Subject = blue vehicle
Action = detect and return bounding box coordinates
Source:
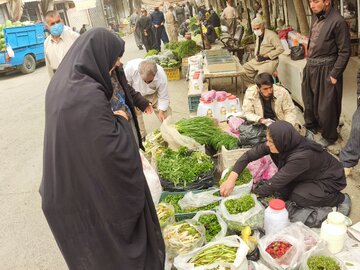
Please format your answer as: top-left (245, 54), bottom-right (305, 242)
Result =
top-left (0, 23), bottom-right (45, 74)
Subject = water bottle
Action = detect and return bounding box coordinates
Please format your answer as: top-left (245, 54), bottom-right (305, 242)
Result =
top-left (264, 199), bottom-right (289, 235)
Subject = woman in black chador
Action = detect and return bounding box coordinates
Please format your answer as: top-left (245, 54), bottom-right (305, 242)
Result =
top-left (40, 28), bottom-right (165, 270)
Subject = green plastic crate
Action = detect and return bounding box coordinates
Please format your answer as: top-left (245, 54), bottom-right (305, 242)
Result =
top-left (188, 94), bottom-right (201, 113)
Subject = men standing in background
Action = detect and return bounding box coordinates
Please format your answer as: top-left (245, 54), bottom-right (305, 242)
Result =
top-left (221, 0), bottom-right (237, 38)
top-left (302, 0), bottom-right (351, 147)
top-left (79, 24), bottom-right (87, 34)
top-left (165, 6), bottom-right (179, 42)
top-left (130, 9), bottom-right (144, 50)
top-left (150, 6), bottom-right (169, 52)
top-left (136, 9), bottom-right (155, 52)
top-left (44, 10), bottom-right (79, 77)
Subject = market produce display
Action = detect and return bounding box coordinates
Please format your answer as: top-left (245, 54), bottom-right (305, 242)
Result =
top-left (143, 129), bottom-right (167, 161)
top-left (156, 146), bottom-right (214, 187)
top-left (176, 117), bottom-right (238, 151)
top-left (198, 213), bottom-right (222, 242)
top-left (163, 220), bottom-right (205, 256)
top-left (225, 194), bottom-right (255, 215)
top-left (161, 193), bottom-right (219, 214)
top-left (0, 21), bottom-right (34, 52)
top-left (265, 241), bottom-right (292, 259)
top-left (219, 167), bottom-right (252, 186)
top-left (156, 203), bottom-right (175, 229)
top-left (187, 244), bottom-right (237, 266)
top-left (307, 256), bottom-right (340, 270)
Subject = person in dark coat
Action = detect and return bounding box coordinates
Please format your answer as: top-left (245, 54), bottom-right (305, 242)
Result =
top-left (136, 9), bottom-right (156, 52)
top-left (40, 28), bottom-right (165, 270)
top-left (220, 121), bottom-right (350, 214)
top-left (150, 6), bottom-right (169, 52)
top-left (207, 8), bottom-right (221, 28)
top-left (301, 0), bottom-right (351, 147)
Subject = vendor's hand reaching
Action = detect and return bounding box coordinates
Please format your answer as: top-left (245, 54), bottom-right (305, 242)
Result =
top-left (158, 110), bottom-right (165, 122)
top-left (144, 104), bottom-right (153, 114)
top-left (113, 110), bottom-right (128, 120)
top-left (220, 171), bottom-right (239, 197)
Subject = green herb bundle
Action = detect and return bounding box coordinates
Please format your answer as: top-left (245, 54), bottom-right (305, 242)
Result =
top-left (156, 203), bottom-right (174, 228)
top-left (176, 117), bottom-right (238, 151)
top-left (145, 49), bottom-right (159, 57)
top-left (173, 40), bottom-right (201, 60)
top-left (156, 147), bottom-right (214, 187)
top-left (225, 194), bottom-right (255, 214)
top-left (162, 194), bottom-right (219, 214)
top-left (198, 214), bottom-right (222, 242)
top-left (219, 167), bottom-right (252, 186)
top-left (188, 244), bottom-right (237, 266)
top-left (307, 256), bottom-right (340, 270)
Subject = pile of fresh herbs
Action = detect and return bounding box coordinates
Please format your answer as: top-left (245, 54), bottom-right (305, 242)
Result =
top-left (198, 214), bottom-right (222, 242)
top-left (225, 194), bottom-right (255, 214)
top-left (176, 117), bottom-right (238, 151)
top-left (219, 167), bottom-right (252, 186)
top-left (307, 256), bottom-right (340, 270)
top-left (188, 244), bottom-right (237, 266)
top-left (156, 146), bottom-right (214, 187)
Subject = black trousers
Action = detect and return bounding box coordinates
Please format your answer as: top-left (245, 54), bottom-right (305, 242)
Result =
top-left (301, 64), bottom-right (343, 141)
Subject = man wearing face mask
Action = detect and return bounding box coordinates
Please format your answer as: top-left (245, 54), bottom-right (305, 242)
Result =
top-left (242, 72), bottom-right (298, 127)
top-left (241, 17), bottom-right (284, 88)
top-left (302, 0), bottom-right (351, 147)
top-left (124, 58), bottom-right (171, 140)
top-left (44, 10), bottom-right (79, 78)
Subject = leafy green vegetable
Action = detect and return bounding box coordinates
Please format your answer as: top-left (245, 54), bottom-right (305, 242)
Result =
top-left (307, 256), bottom-right (340, 270)
top-left (225, 194), bottom-right (255, 214)
top-left (176, 117), bottom-right (238, 151)
top-left (162, 194), bottom-right (219, 213)
top-left (219, 167), bottom-right (252, 186)
top-left (198, 214), bottom-right (222, 242)
top-left (165, 41), bottom-right (180, 50)
top-left (173, 40), bottom-right (201, 60)
top-left (188, 244), bottom-right (237, 266)
top-left (145, 49), bottom-right (159, 57)
top-left (156, 147), bottom-right (214, 187)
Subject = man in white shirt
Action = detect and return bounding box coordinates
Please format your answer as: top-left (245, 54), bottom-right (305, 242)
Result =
top-left (44, 10), bottom-right (79, 77)
top-left (125, 58), bottom-right (171, 139)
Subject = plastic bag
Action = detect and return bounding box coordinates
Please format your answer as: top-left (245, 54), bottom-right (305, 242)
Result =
top-left (229, 116), bottom-right (245, 133)
top-left (247, 155), bottom-right (278, 184)
top-left (179, 188), bottom-right (221, 210)
top-left (156, 203), bottom-right (175, 229)
top-left (241, 226), bottom-right (257, 253)
top-left (290, 44), bottom-right (305, 61)
top-left (173, 235), bottom-right (249, 270)
top-left (219, 194), bottom-right (265, 233)
top-left (249, 261), bottom-right (271, 270)
top-left (299, 241), bottom-right (346, 270)
top-left (220, 167), bottom-right (253, 195)
top-left (258, 222), bottom-right (320, 270)
top-left (238, 122), bottom-right (267, 147)
top-left (193, 210), bottom-right (228, 243)
top-left (160, 117), bottom-right (202, 151)
top-left (139, 150), bottom-right (162, 204)
top-left (163, 219), bottom-right (206, 257)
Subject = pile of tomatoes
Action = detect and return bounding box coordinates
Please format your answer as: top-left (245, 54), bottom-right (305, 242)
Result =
top-left (265, 241), bottom-right (292, 259)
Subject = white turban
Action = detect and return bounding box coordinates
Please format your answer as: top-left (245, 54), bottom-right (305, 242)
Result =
top-left (251, 16), bottom-right (264, 26)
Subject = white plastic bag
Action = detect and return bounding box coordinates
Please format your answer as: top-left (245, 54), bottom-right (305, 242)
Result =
top-left (160, 117), bottom-right (202, 150)
top-left (220, 167), bottom-right (253, 195)
top-left (139, 150), bottom-right (162, 204)
top-left (163, 219), bottom-right (206, 257)
top-left (178, 189), bottom-right (221, 210)
top-left (193, 210), bottom-right (228, 243)
top-left (258, 222), bottom-right (318, 270)
top-left (219, 194), bottom-right (265, 233)
top-left (249, 261), bottom-right (271, 270)
top-left (173, 235), bottom-right (249, 270)
top-left (156, 203), bottom-right (175, 229)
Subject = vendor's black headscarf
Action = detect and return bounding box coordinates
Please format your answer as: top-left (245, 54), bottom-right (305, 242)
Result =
top-left (268, 121), bottom-right (323, 168)
top-left (41, 28), bottom-right (164, 270)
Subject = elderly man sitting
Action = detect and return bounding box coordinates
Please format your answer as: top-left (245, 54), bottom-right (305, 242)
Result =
top-left (242, 72), bottom-right (297, 126)
top-left (125, 58), bottom-right (171, 140)
top-left (241, 17), bottom-right (284, 87)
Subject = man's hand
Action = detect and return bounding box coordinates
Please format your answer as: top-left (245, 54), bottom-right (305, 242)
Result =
top-left (256, 55), bottom-right (270, 62)
top-left (113, 110), bottom-right (128, 120)
top-left (158, 110), bottom-right (166, 122)
top-left (220, 171), bottom-right (238, 197)
top-left (330, 76), bottom-right (337, 84)
top-left (144, 104), bottom-right (153, 114)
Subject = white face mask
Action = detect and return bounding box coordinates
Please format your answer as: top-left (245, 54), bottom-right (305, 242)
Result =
top-left (254, 29), bottom-right (263, 36)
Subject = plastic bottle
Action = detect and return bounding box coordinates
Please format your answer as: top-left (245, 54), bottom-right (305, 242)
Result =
top-left (264, 199), bottom-right (289, 235)
top-left (320, 211), bottom-right (351, 254)
top-left (214, 97), bottom-right (228, 122)
top-left (197, 98), bottom-right (214, 118)
top-left (227, 95), bottom-right (241, 113)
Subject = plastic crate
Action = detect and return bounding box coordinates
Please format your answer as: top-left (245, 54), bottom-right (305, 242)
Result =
top-left (164, 67), bottom-right (180, 81)
top-left (188, 94), bottom-right (201, 113)
top-left (159, 188), bottom-right (218, 221)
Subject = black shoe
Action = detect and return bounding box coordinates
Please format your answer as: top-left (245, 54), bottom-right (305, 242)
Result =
top-left (138, 45), bottom-right (144, 50)
top-left (337, 193), bottom-right (351, 216)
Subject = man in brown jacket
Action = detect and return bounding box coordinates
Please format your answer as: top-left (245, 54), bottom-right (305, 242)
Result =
top-left (241, 17), bottom-right (284, 87)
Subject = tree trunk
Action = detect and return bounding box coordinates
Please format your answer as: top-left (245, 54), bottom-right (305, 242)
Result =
top-left (283, 0), bottom-right (289, 25)
top-left (292, 0), bottom-right (309, 35)
top-left (241, 0), bottom-right (251, 32)
top-left (272, 0), bottom-right (278, 28)
top-left (261, 0), bottom-right (271, 28)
